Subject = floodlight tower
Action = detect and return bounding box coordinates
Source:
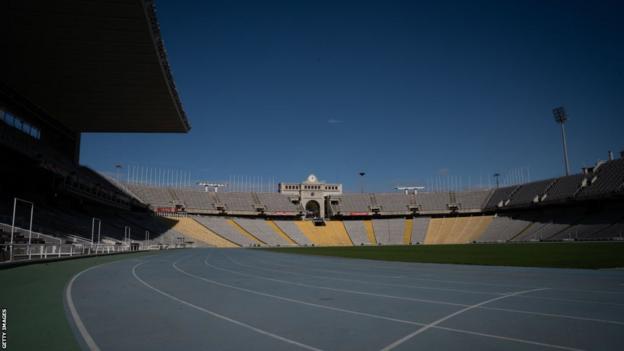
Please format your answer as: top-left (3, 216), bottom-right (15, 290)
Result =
top-left (114, 164), bottom-right (123, 181)
top-left (552, 106), bottom-right (571, 176)
top-left (197, 182), bottom-right (226, 192)
top-left (395, 186), bottom-right (425, 195)
top-left (493, 173), bottom-right (500, 189)
top-left (358, 172), bottom-right (366, 193)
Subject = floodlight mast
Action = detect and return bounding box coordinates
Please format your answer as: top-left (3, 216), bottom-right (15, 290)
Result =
top-left (395, 186), bottom-right (425, 195)
top-left (197, 182), bottom-right (226, 192)
top-left (552, 106), bottom-right (571, 176)
top-left (358, 172), bottom-right (366, 193)
top-left (114, 164), bottom-right (123, 181)
top-left (493, 173), bottom-right (500, 189)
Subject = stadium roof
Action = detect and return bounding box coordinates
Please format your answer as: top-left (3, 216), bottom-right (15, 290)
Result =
top-left (0, 0), bottom-right (190, 133)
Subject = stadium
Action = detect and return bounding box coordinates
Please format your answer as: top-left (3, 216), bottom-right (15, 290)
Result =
top-left (1, 1), bottom-right (624, 350)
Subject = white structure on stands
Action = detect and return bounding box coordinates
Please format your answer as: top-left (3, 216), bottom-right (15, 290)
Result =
top-left (279, 174), bottom-right (342, 218)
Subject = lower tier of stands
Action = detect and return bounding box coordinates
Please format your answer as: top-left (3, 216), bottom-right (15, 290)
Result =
top-left (273, 220), bottom-right (312, 245)
top-left (295, 220), bottom-right (353, 246)
top-left (343, 220), bottom-right (370, 245)
top-left (410, 217), bottom-right (430, 244)
top-left (424, 216), bottom-right (493, 244)
top-left (232, 218), bottom-right (295, 246)
top-left (193, 216), bottom-right (262, 246)
top-left (373, 218), bottom-right (405, 245)
top-left (168, 217), bottom-right (239, 248)
top-left (154, 202), bottom-right (624, 247)
top-left (4, 200), bottom-right (623, 251)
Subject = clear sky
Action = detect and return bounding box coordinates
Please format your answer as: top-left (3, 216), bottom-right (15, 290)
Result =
top-left (81, 0), bottom-right (624, 192)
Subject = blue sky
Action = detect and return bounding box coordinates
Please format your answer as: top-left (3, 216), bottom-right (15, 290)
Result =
top-left (81, 0), bottom-right (624, 192)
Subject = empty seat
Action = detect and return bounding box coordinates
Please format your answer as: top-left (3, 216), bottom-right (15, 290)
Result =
top-left (233, 218), bottom-right (293, 246)
top-left (410, 217), bottom-right (430, 244)
top-left (343, 220), bottom-right (371, 245)
top-left (194, 216), bottom-right (262, 246)
top-left (273, 220), bottom-right (312, 245)
top-left (425, 216), bottom-right (493, 244)
top-left (295, 221), bottom-right (353, 246)
top-left (372, 218), bottom-right (405, 245)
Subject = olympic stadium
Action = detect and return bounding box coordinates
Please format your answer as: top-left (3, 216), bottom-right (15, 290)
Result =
top-left (1, 1), bottom-right (624, 350)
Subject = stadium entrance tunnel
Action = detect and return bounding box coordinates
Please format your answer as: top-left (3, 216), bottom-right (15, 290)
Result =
top-left (305, 200), bottom-right (321, 218)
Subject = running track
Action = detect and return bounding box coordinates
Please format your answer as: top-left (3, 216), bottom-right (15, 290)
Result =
top-left (65, 249), bottom-right (624, 350)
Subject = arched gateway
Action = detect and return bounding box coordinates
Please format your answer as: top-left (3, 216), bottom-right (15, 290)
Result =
top-left (278, 174), bottom-right (342, 218)
top-left (305, 200), bottom-right (321, 218)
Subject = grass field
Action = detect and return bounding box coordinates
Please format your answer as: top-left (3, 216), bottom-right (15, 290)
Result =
top-left (0, 251), bottom-right (157, 351)
top-left (265, 242), bottom-right (624, 269)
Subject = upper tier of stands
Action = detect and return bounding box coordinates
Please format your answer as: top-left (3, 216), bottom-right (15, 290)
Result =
top-left (485, 158), bottom-right (624, 211)
top-left (125, 158), bottom-right (624, 218)
top-left (576, 159), bottom-right (624, 199)
top-left (328, 190), bottom-right (492, 216)
top-left (125, 183), bottom-right (302, 216)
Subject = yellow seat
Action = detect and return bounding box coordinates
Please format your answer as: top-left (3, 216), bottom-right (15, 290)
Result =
top-left (168, 217), bottom-right (239, 247)
top-left (425, 216), bottom-right (493, 244)
top-left (295, 221), bottom-right (353, 246)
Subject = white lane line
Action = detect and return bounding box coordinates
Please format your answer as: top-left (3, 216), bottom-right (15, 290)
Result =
top-left (241, 255), bottom-right (624, 306)
top-left (261, 260), bottom-right (504, 295)
top-left (239, 252), bottom-right (624, 308)
top-left (245, 254), bottom-right (537, 291)
top-left (513, 294), bottom-right (624, 308)
top-left (65, 257), bottom-right (156, 351)
top-left (193, 255), bottom-right (582, 351)
top-left (225, 253), bottom-right (624, 326)
top-left (379, 288), bottom-right (549, 351)
top-left (248, 252), bottom-right (624, 295)
top-left (245, 251), bottom-right (541, 289)
top-left (223, 255), bottom-right (466, 307)
top-left (432, 325), bottom-right (583, 351)
top-left (66, 265), bottom-right (106, 351)
top-left (131, 260), bottom-right (322, 351)
top-left (481, 305), bottom-right (624, 326)
top-left (174, 259), bottom-right (433, 325)
top-left (229, 254), bottom-right (507, 296)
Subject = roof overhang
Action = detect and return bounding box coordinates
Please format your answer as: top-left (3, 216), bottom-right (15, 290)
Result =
top-left (0, 0), bottom-right (190, 132)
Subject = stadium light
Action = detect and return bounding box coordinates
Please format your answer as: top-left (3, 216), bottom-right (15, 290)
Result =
top-left (358, 172), bottom-right (366, 193)
top-left (395, 186), bottom-right (425, 195)
top-left (197, 182), bottom-right (226, 192)
top-left (115, 164), bottom-right (123, 181)
top-left (493, 173), bottom-right (500, 189)
top-left (552, 106), bottom-right (571, 176)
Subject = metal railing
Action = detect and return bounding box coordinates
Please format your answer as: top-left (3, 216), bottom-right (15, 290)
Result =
top-left (0, 243), bottom-right (129, 262)
top-left (1, 196), bottom-right (192, 263)
top-left (0, 240), bottom-right (190, 263)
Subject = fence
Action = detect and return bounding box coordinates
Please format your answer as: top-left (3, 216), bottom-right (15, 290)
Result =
top-left (0, 243), bottom-right (126, 261)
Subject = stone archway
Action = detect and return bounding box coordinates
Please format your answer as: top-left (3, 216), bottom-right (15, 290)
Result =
top-left (305, 200), bottom-right (321, 218)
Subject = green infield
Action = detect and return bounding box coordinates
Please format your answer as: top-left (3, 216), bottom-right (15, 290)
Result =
top-left (264, 242), bottom-right (624, 269)
top-left (0, 252), bottom-right (158, 351)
